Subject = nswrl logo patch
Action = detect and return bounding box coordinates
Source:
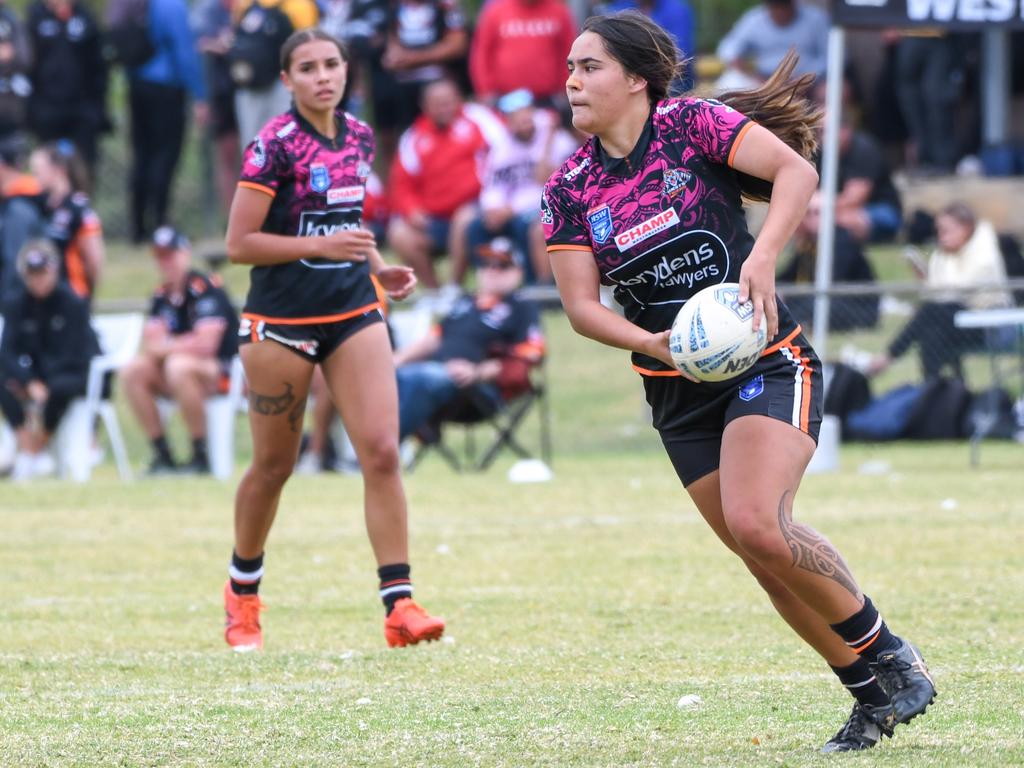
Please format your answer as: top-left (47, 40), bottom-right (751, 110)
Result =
top-left (587, 205), bottom-right (613, 244)
top-left (738, 374), bottom-right (764, 402)
top-left (309, 163), bottom-right (330, 193)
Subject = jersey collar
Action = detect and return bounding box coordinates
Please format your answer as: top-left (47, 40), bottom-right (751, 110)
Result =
top-left (595, 110), bottom-right (654, 178)
top-left (291, 107), bottom-right (348, 151)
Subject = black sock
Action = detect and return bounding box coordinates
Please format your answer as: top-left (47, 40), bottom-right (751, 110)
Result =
top-left (378, 563), bottom-right (412, 615)
top-left (229, 551), bottom-right (264, 595)
top-left (152, 435), bottom-right (173, 462)
top-left (192, 437), bottom-right (208, 464)
top-left (830, 596), bottom-right (901, 663)
top-left (830, 658), bottom-right (891, 709)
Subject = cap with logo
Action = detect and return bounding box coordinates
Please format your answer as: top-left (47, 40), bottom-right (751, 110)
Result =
top-left (17, 239), bottom-right (60, 275)
top-left (497, 88), bottom-right (534, 115)
top-left (152, 225), bottom-right (190, 251)
top-left (475, 237), bottom-right (524, 269)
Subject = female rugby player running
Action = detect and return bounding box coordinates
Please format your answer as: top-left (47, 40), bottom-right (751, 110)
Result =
top-left (542, 12), bottom-right (935, 753)
top-left (222, 29), bottom-right (444, 651)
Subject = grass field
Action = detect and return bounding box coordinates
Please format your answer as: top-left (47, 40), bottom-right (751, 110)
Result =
top-left (2, 307), bottom-right (1023, 766)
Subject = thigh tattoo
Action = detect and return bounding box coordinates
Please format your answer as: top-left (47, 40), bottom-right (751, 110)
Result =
top-left (777, 490), bottom-right (862, 599)
top-left (249, 382), bottom-right (296, 416)
top-left (287, 397), bottom-right (306, 434)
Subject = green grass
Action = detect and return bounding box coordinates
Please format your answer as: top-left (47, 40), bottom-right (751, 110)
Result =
top-left (2, 305), bottom-right (1023, 765)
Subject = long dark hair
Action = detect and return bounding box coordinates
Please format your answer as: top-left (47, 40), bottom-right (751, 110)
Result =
top-left (279, 28), bottom-right (349, 72)
top-left (584, 11), bottom-right (821, 202)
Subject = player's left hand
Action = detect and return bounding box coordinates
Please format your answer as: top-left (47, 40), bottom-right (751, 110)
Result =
top-left (738, 251), bottom-right (779, 340)
top-left (376, 265), bottom-right (417, 301)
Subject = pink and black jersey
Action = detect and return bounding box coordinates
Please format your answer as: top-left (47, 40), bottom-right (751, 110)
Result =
top-left (542, 97), bottom-right (798, 376)
top-left (238, 108), bottom-right (381, 322)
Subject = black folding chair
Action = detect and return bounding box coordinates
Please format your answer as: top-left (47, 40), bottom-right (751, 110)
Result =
top-left (407, 358), bottom-right (551, 472)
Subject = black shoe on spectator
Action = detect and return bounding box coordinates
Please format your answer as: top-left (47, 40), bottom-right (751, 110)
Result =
top-left (177, 456), bottom-right (211, 476)
top-left (146, 455), bottom-right (178, 476)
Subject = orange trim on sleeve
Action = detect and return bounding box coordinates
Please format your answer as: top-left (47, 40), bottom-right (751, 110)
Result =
top-left (761, 325), bottom-right (802, 357)
top-left (65, 240), bottom-right (89, 299)
top-left (80, 220), bottom-right (102, 236)
top-left (237, 181), bottom-right (276, 198)
top-left (242, 302), bottom-right (382, 325)
top-left (631, 364), bottom-right (682, 377)
top-left (546, 244), bottom-right (593, 253)
top-left (727, 121), bottom-right (756, 168)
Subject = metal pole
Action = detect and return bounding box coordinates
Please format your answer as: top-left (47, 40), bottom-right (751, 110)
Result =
top-left (811, 25), bottom-right (845, 361)
top-left (981, 28), bottom-right (1009, 147)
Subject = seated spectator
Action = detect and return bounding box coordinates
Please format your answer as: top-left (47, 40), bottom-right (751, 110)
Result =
top-left (0, 239), bottom-right (98, 480)
top-left (29, 142), bottom-right (104, 302)
top-left (394, 238), bottom-right (545, 441)
top-left (0, 1), bottom-right (32, 139)
top-left (869, 203), bottom-right (1012, 379)
top-left (0, 133), bottom-right (46, 305)
top-left (120, 227), bottom-right (239, 475)
top-left (715, 0), bottom-right (828, 83)
top-left (461, 89), bottom-right (578, 285)
top-left (387, 78), bottom-right (505, 291)
top-left (779, 227), bottom-right (879, 332)
top-left (803, 108), bottom-right (902, 245)
top-left (469, 0), bottom-right (577, 109)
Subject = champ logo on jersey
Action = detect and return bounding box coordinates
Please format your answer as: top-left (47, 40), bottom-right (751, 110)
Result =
top-left (309, 163), bottom-right (330, 193)
top-left (587, 205), bottom-right (613, 244)
top-left (327, 186), bottom-right (364, 205)
top-left (615, 207), bottom-right (680, 252)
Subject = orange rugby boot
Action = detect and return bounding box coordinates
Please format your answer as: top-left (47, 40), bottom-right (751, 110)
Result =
top-left (223, 581), bottom-right (264, 652)
top-left (384, 598), bottom-right (445, 648)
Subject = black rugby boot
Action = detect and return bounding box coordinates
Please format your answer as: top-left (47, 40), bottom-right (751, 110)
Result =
top-left (869, 640), bottom-right (937, 729)
top-left (821, 703), bottom-right (893, 753)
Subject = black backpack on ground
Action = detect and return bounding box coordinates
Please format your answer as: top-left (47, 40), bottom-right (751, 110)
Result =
top-left (228, 2), bottom-right (293, 89)
top-left (904, 376), bottom-right (972, 440)
top-left (824, 362), bottom-right (872, 432)
top-left (104, 0), bottom-right (155, 68)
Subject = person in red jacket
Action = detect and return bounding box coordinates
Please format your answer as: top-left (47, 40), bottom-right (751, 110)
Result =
top-left (469, 0), bottom-right (577, 110)
top-left (387, 77), bottom-right (505, 291)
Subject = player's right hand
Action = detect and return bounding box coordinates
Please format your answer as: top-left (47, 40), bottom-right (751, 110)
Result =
top-left (320, 229), bottom-right (376, 262)
top-left (644, 330), bottom-right (699, 383)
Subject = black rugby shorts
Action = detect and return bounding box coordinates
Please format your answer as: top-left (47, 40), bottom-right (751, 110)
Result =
top-left (239, 307), bottom-right (384, 363)
top-left (644, 329), bottom-right (823, 487)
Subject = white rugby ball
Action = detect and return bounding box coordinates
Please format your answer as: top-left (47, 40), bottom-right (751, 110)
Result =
top-left (669, 282), bottom-right (768, 382)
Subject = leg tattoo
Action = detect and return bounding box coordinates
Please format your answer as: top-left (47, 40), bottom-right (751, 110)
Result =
top-left (777, 490), bottom-right (862, 599)
top-left (287, 397), bottom-right (306, 434)
top-left (249, 382), bottom-right (296, 416)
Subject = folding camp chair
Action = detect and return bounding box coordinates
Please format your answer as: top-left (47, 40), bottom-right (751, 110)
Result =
top-left (407, 356), bottom-right (551, 472)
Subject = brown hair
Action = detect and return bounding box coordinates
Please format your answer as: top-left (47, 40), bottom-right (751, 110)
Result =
top-left (583, 13), bottom-right (821, 202)
top-left (718, 50), bottom-right (822, 201)
top-left (581, 11), bottom-right (687, 103)
top-left (38, 140), bottom-right (91, 195)
top-left (279, 29), bottom-right (348, 72)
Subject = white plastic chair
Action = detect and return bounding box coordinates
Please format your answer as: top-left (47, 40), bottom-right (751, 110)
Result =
top-left (157, 354), bottom-right (245, 480)
top-left (53, 312), bottom-right (145, 482)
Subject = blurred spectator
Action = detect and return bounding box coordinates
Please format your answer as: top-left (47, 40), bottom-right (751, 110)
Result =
top-left (319, 0), bottom-right (387, 116)
top-left (120, 226), bottom-right (239, 475)
top-left (372, 0), bottom-right (468, 166)
top-left (894, 31), bottom-right (960, 174)
top-left (192, 0), bottom-right (240, 216)
top-left (462, 89), bottom-right (577, 285)
top-left (469, 0), bottom-right (576, 109)
top-left (600, 0), bottom-right (693, 91)
top-left (0, 133), bottom-right (45, 305)
top-left (0, 0), bottom-right (32, 139)
top-left (715, 0), bottom-right (828, 83)
top-left (393, 239), bottom-right (545, 441)
top-left (29, 142), bottom-right (104, 303)
top-left (387, 78), bottom-right (505, 291)
top-left (869, 203), bottom-right (1012, 379)
top-left (26, 0), bottom-right (109, 170)
top-left (0, 239), bottom-right (98, 480)
top-left (229, 0), bottom-right (318, 144)
top-left (127, 0), bottom-right (208, 243)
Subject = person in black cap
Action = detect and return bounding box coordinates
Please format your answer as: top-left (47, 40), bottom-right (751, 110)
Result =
top-left (393, 237), bottom-right (545, 441)
top-left (0, 238), bottom-right (99, 480)
top-left (119, 225), bottom-right (239, 474)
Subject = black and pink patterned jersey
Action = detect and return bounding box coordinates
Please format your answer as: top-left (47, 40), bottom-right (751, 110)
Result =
top-left (238, 108), bottom-right (381, 322)
top-left (542, 97), bottom-right (798, 375)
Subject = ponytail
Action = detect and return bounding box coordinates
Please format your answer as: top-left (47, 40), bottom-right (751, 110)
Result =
top-left (718, 51), bottom-right (822, 202)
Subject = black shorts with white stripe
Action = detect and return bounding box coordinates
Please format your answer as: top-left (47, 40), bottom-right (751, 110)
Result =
top-left (644, 327), bottom-right (823, 487)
